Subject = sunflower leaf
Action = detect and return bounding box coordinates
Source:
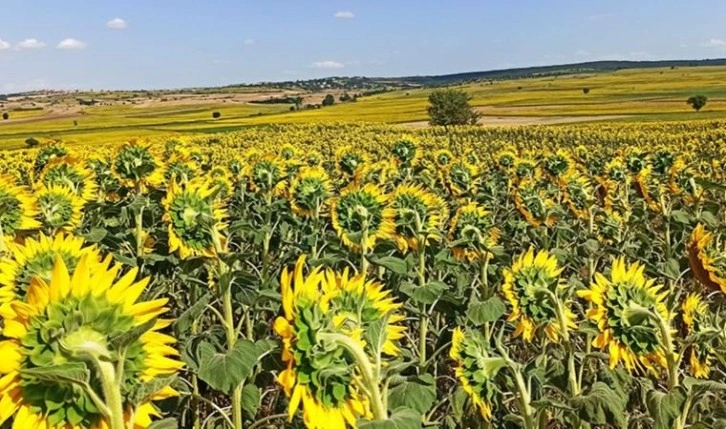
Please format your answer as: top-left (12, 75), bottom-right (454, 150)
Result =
top-left (645, 387), bottom-right (687, 429)
top-left (359, 407), bottom-right (423, 429)
top-left (367, 256), bottom-right (410, 276)
top-left (467, 296), bottom-right (506, 326)
top-left (21, 362), bottom-right (90, 385)
top-left (198, 340), bottom-right (267, 394)
top-left (569, 382), bottom-right (627, 428)
top-left (388, 374), bottom-right (437, 415)
top-left (241, 384), bottom-right (261, 419)
top-left (173, 293), bottom-right (212, 336)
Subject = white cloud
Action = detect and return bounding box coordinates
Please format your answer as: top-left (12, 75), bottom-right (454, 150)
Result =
top-left (0, 39), bottom-right (10, 50)
top-left (574, 50), bottom-right (591, 57)
top-left (107, 18), bottom-right (127, 29)
top-left (16, 38), bottom-right (46, 49)
top-left (312, 60), bottom-right (345, 69)
top-left (57, 38), bottom-right (86, 50)
top-left (244, 39), bottom-right (255, 45)
top-left (700, 38), bottom-right (726, 48)
top-left (334, 11), bottom-right (355, 19)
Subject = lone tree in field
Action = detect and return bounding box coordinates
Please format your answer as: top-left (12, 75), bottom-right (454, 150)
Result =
top-left (427, 89), bottom-right (479, 127)
top-left (322, 94), bottom-right (335, 107)
top-left (687, 95), bottom-right (708, 112)
top-left (583, 87), bottom-right (590, 95)
top-left (2, 112), bottom-right (8, 120)
top-left (25, 137), bottom-right (39, 148)
top-left (212, 111), bottom-right (221, 119)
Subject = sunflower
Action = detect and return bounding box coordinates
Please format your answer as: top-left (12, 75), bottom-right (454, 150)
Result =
top-left (330, 183), bottom-right (395, 252)
top-left (289, 166), bottom-right (333, 218)
top-left (445, 159), bottom-right (479, 197)
top-left (450, 327), bottom-right (504, 421)
top-left (514, 179), bottom-right (556, 228)
top-left (149, 154), bottom-right (200, 187)
top-left (390, 136), bottom-right (421, 168)
top-left (206, 166), bottom-right (234, 201)
top-left (561, 172), bottom-right (595, 220)
top-left (495, 149), bottom-right (517, 171)
top-left (681, 293), bottom-right (713, 378)
top-left (0, 232), bottom-right (101, 306)
top-left (0, 175), bottom-right (40, 239)
top-left (433, 149), bottom-right (454, 169)
top-left (244, 155), bottom-right (287, 196)
top-left (113, 142), bottom-right (161, 192)
top-left (543, 149), bottom-right (574, 180)
top-left (502, 248), bottom-right (575, 342)
top-left (448, 203), bottom-right (500, 263)
top-left (37, 156), bottom-right (98, 201)
top-left (33, 143), bottom-right (69, 174)
top-left (635, 167), bottom-right (665, 212)
top-left (595, 211), bottom-right (627, 245)
top-left (354, 160), bottom-right (395, 188)
top-left (0, 254), bottom-right (182, 428)
top-left (389, 184), bottom-right (448, 253)
top-left (578, 258), bottom-right (671, 373)
top-left (652, 148), bottom-right (675, 176)
top-left (668, 158), bottom-right (703, 204)
top-left (625, 148), bottom-right (648, 175)
top-left (162, 178), bottom-right (228, 259)
top-left (335, 146), bottom-right (369, 179)
top-left (35, 184), bottom-right (85, 232)
top-left (687, 224), bottom-right (726, 292)
top-left (274, 256), bottom-right (404, 428)
top-left (280, 143), bottom-right (300, 161)
top-left (513, 158), bottom-right (538, 182)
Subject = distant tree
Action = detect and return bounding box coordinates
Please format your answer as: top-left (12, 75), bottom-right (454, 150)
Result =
top-left (292, 96), bottom-right (304, 110)
top-left (25, 137), bottom-right (39, 148)
top-left (212, 111), bottom-right (221, 119)
top-left (322, 94), bottom-right (335, 107)
top-left (687, 95), bottom-right (707, 112)
top-left (289, 106), bottom-right (296, 111)
top-left (582, 87), bottom-right (590, 95)
top-left (2, 112), bottom-right (8, 120)
top-left (427, 89), bottom-right (479, 127)
top-left (339, 92), bottom-right (352, 102)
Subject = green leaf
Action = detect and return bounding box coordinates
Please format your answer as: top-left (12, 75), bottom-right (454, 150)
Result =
top-left (358, 407), bottom-right (423, 429)
top-left (21, 362), bottom-right (90, 385)
top-left (148, 418), bottom-right (178, 429)
top-left (367, 256), bottom-right (409, 275)
top-left (399, 281), bottom-right (449, 305)
top-left (662, 258), bottom-right (681, 280)
top-left (467, 296), bottom-right (506, 326)
top-left (645, 387), bottom-right (687, 429)
top-left (198, 340), bottom-right (266, 394)
top-left (670, 210), bottom-right (691, 224)
top-left (82, 228), bottom-right (107, 243)
top-left (110, 318), bottom-right (156, 351)
top-left (241, 384), bottom-right (261, 419)
top-left (388, 375), bottom-right (437, 415)
top-left (173, 293), bottom-right (212, 336)
top-left (130, 376), bottom-right (176, 406)
top-left (569, 382), bottom-right (627, 428)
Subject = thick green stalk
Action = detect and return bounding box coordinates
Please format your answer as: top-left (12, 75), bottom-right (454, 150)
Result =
top-left (96, 360), bottom-right (126, 429)
top-left (360, 218), bottom-right (370, 275)
top-left (510, 365), bottom-right (535, 429)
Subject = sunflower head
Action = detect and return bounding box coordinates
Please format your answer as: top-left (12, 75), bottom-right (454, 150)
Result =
top-left (151, 154), bottom-right (200, 186)
top-left (33, 143), bottom-right (69, 174)
top-left (448, 203), bottom-right (499, 263)
top-left (336, 146), bottom-right (368, 178)
top-left (681, 293), bottom-right (715, 378)
top-left (433, 149), bottom-right (454, 169)
top-left (543, 150), bottom-right (573, 178)
top-left (502, 248), bottom-right (573, 342)
top-left (668, 158), bottom-right (702, 204)
top-left (652, 148), bottom-right (675, 175)
top-left (595, 211), bottom-right (627, 244)
top-left (605, 159), bottom-right (628, 184)
top-left (245, 155), bottom-right (287, 195)
top-left (0, 175), bottom-right (40, 237)
top-left (38, 156), bottom-right (98, 201)
top-left (514, 158), bottom-right (538, 181)
top-left (450, 327), bottom-right (504, 421)
top-left (274, 257), bottom-right (403, 427)
top-left (391, 136), bottom-right (420, 168)
top-left (625, 149), bottom-right (648, 175)
top-left (162, 178), bottom-right (227, 259)
top-left (463, 149), bottom-right (480, 166)
top-left (113, 142), bottom-right (160, 190)
top-left (207, 166), bottom-right (234, 201)
top-left (304, 150), bottom-right (323, 167)
top-left (389, 184), bottom-right (448, 253)
top-left (562, 172), bottom-right (595, 220)
top-left (331, 184), bottom-right (395, 252)
top-left (0, 255), bottom-right (182, 429)
top-left (687, 224), bottom-right (726, 293)
top-left (280, 143), bottom-right (299, 161)
top-left (36, 184), bottom-right (85, 232)
top-left (578, 258), bottom-right (670, 374)
top-left (635, 167), bottom-right (665, 212)
top-left (289, 166), bottom-right (333, 218)
top-left (496, 149), bottom-right (517, 171)
top-left (514, 179), bottom-right (557, 228)
top-left (446, 159), bottom-right (479, 197)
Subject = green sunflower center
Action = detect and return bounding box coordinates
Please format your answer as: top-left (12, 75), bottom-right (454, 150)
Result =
top-left (335, 191), bottom-right (385, 238)
top-left (19, 295), bottom-right (146, 428)
top-left (511, 266), bottom-right (558, 324)
top-left (0, 190), bottom-right (23, 235)
top-left (38, 193), bottom-right (76, 229)
top-left (604, 283), bottom-right (661, 355)
top-left (169, 191), bottom-right (216, 252)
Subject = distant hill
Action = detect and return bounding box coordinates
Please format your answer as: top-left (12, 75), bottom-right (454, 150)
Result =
top-left (227, 58), bottom-right (726, 92)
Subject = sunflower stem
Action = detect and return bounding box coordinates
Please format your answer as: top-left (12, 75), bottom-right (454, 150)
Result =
top-left (417, 225), bottom-right (428, 368)
top-left (360, 218), bottom-right (370, 275)
top-left (320, 332), bottom-right (387, 421)
top-left (655, 312), bottom-right (679, 389)
top-left (95, 360), bottom-right (126, 429)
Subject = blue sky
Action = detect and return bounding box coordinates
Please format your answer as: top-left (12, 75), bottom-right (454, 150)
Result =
top-left (1, 1), bottom-right (725, 91)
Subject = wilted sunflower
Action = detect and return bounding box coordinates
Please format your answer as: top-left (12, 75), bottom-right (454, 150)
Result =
top-left (502, 248), bottom-right (575, 342)
top-left (0, 255), bottom-right (182, 428)
top-left (390, 136), bottom-right (421, 168)
top-left (389, 184), bottom-right (448, 253)
top-left (668, 158), bottom-right (703, 204)
top-left (113, 142), bottom-right (160, 192)
top-left (289, 166), bottom-right (333, 218)
top-left (687, 224), bottom-right (726, 292)
top-left (162, 178), bottom-right (227, 259)
top-left (331, 184), bottom-right (395, 252)
top-left (35, 184), bottom-right (85, 232)
top-left (681, 293), bottom-right (714, 378)
top-left (0, 175), bottom-right (40, 239)
top-left (450, 327), bottom-right (504, 421)
top-left (274, 256), bottom-right (404, 428)
top-left (448, 203), bottom-right (500, 263)
top-left (578, 258), bottom-right (671, 373)
top-left (0, 232), bottom-right (101, 306)
top-left (635, 167), bottom-right (665, 212)
top-left (37, 156), bottom-right (98, 201)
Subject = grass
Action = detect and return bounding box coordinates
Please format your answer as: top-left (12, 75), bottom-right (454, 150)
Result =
top-left (3, 65), bottom-right (726, 148)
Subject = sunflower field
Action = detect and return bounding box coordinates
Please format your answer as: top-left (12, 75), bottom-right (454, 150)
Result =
top-left (0, 121), bottom-right (725, 429)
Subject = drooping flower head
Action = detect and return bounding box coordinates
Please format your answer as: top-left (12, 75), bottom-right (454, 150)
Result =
top-left (668, 158), bottom-right (703, 204)
top-left (289, 166), bottom-right (333, 218)
top-left (514, 179), bottom-right (557, 228)
top-left (162, 178), bottom-right (227, 259)
top-left (687, 224), bottom-right (726, 293)
top-left (0, 255), bottom-right (182, 428)
top-left (389, 184), bottom-right (448, 253)
top-left (681, 293), bottom-right (715, 378)
top-left (578, 258), bottom-right (670, 373)
top-left (448, 203), bottom-right (500, 263)
top-left (450, 327), bottom-right (504, 421)
top-left (502, 248), bottom-right (574, 342)
top-left (331, 184), bottom-right (395, 252)
top-left (561, 172), bottom-right (595, 220)
top-left (635, 167), bottom-right (665, 212)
